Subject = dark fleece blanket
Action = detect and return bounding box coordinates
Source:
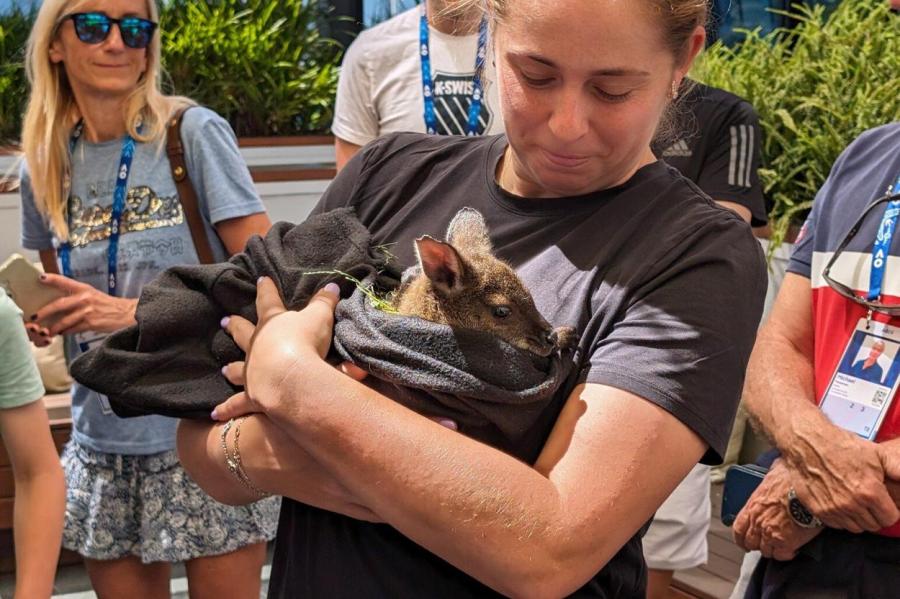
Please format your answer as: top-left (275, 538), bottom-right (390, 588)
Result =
top-left (71, 208), bottom-right (573, 450)
top-left (71, 208), bottom-right (386, 419)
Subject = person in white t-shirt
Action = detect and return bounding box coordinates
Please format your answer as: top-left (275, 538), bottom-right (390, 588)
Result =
top-left (333, 0), bottom-right (504, 171)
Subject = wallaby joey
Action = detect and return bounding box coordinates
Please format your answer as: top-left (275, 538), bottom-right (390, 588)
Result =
top-left (392, 208), bottom-right (576, 357)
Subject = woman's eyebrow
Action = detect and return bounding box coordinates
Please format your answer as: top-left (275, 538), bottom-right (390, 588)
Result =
top-left (510, 52), bottom-right (651, 77)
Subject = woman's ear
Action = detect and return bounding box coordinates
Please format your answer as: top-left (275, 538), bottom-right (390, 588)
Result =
top-left (49, 38), bottom-right (65, 64)
top-left (676, 24), bottom-right (707, 80)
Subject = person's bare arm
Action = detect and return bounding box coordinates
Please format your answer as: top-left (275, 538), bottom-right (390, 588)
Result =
top-left (25, 212), bottom-right (271, 345)
top-left (335, 137), bottom-right (363, 173)
top-left (0, 401), bottom-right (66, 599)
top-left (714, 199), bottom-right (752, 224)
top-left (744, 273), bottom-right (899, 532)
top-left (210, 281), bottom-right (707, 598)
top-left (176, 413), bottom-right (380, 522)
top-left (214, 212), bottom-right (272, 256)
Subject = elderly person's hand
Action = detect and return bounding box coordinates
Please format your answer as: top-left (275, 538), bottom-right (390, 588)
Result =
top-left (212, 278), bottom-right (363, 421)
top-left (785, 423), bottom-right (899, 533)
top-left (733, 460), bottom-right (822, 561)
top-left (875, 438), bottom-right (900, 509)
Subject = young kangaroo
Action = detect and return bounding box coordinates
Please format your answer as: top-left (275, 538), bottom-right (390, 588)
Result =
top-left (392, 208), bottom-right (576, 357)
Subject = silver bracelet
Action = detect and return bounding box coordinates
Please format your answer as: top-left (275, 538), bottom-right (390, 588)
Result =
top-left (220, 417), bottom-right (271, 499)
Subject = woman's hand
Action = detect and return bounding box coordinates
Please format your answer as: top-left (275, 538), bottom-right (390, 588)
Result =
top-left (212, 278), bottom-right (350, 420)
top-left (29, 274), bottom-right (137, 337)
top-left (24, 322), bottom-right (52, 348)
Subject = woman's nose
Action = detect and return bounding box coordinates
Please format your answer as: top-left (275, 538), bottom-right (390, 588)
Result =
top-left (102, 23), bottom-right (127, 51)
top-left (547, 87), bottom-right (590, 142)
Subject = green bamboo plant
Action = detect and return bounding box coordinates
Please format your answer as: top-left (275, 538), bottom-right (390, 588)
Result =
top-left (160, 0), bottom-right (343, 137)
top-left (0, 3), bottom-right (37, 145)
top-left (693, 0), bottom-right (900, 250)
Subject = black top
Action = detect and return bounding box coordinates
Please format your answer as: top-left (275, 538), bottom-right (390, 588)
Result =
top-left (653, 81), bottom-right (768, 226)
top-left (268, 133), bottom-right (767, 598)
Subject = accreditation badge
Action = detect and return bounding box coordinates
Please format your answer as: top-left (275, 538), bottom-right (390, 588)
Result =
top-left (818, 318), bottom-right (900, 440)
top-left (74, 330), bottom-right (115, 415)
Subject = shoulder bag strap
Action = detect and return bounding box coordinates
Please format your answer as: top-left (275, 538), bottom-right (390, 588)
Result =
top-left (166, 107), bottom-right (215, 265)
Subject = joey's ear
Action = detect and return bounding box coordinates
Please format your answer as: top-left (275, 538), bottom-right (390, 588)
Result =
top-left (446, 207), bottom-right (492, 255)
top-left (415, 236), bottom-right (467, 295)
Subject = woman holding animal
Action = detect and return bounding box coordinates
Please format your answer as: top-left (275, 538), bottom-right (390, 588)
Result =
top-left (179, 0), bottom-right (767, 596)
top-left (16, 0), bottom-right (277, 597)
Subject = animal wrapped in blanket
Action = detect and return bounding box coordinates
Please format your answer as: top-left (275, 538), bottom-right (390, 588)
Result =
top-left (71, 208), bottom-right (577, 457)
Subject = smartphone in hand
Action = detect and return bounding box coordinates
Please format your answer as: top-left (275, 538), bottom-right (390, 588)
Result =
top-left (721, 464), bottom-right (768, 526)
top-left (0, 253), bottom-right (65, 318)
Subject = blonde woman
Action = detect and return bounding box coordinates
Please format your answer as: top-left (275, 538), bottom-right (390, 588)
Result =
top-left (17, 1), bottom-right (277, 597)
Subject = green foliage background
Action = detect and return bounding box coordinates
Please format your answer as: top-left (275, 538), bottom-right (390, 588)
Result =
top-left (0, 0), bottom-right (342, 144)
top-left (0, 2), bottom-right (35, 145)
top-left (161, 0), bottom-right (341, 137)
top-left (693, 0), bottom-right (900, 248)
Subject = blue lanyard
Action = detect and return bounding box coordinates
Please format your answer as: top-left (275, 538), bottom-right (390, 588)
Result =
top-left (867, 174), bottom-right (900, 301)
top-left (419, 4), bottom-right (488, 136)
top-left (58, 121), bottom-right (137, 297)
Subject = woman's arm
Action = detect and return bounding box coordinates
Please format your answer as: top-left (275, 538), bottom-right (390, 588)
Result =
top-left (214, 213), bottom-right (272, 256)
top-left (176, 414), bottom-right (379, 522)
top-left (0, 401), bottom-right (66, 599)
top-left (30, 248), bottom-right (138, 336)
top-left (210, 281), bottom-right (707, 598)
top-left (27, 208), bottom-right (272, 341)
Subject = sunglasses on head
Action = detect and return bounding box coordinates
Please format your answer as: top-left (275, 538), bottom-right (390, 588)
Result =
top-left (64, 12), bottom-right (157, 49)
top-left (822, 191), bottom-right (900, 316)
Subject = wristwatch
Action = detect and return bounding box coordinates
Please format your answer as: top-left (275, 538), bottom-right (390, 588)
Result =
top-left (787, 488), bottom-right (823, 529)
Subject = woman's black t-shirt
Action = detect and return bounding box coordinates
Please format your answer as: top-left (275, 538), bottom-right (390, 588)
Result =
top-left (267, 133), bottom-right (767, 598)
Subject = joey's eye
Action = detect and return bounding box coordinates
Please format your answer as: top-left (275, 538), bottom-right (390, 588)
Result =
top-left (492, 306), bottom-right (512, 318)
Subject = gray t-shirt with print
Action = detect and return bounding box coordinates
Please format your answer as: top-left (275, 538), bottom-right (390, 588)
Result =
top-left (20, 107), bottom-right (264, 455)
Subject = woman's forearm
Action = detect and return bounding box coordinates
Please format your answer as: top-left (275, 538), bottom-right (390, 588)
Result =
top-left (176, 416), bottom-right (379, 521)
top-left (13, 469), bottom-right (65, 598)
top-left (265, 361), bottom-right (699, 598)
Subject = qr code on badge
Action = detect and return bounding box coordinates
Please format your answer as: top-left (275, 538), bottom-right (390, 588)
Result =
top-left (873, 388), bottom-right (888, 408)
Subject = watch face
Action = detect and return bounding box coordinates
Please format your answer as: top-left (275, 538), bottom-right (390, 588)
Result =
top-left (788, 496), bottom-right (816, 527)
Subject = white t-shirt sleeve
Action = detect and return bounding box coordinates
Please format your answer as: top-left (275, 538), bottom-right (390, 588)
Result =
top-left (332, 34), bottom-right (380, 147)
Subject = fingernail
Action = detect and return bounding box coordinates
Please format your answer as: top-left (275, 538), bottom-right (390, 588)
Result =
top-left (435, 418), bottom-right (458, 431)
top-left (39, 274), bottom-right (47, 281)
top-left (40, 331), bottom-right (49, 337)
top-left (257, 276), bottom-right (266, 285)
top-left (221, 365), bottom-right (228, 376)
top-left (220, 316), bottom-right (230, 328)
top-left (30, 314), bottom-right (37, 321)
top-left (210, 409), bottom-right (219, 420)
top-left (323, 282), bottom-right (340, 296)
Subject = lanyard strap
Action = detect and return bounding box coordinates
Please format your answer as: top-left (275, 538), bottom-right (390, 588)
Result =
top-left (59, 121), bottom-right (137, 297)
top-left (867, 174), bottom-right (900, 301)
top-left (419, 4), bottom-right (488, 136)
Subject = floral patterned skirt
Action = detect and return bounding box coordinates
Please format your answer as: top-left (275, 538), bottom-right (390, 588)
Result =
top-left (61, 440), bottom-right (280, 563)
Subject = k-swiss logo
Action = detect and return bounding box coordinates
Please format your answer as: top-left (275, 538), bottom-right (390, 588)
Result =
top-left (430, 72), bottom-right (493, 136)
